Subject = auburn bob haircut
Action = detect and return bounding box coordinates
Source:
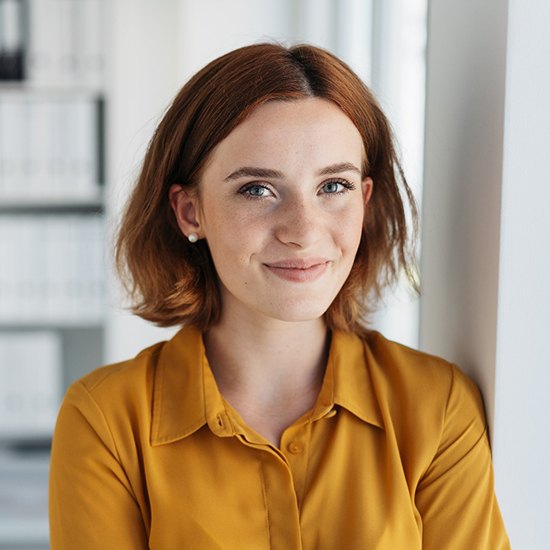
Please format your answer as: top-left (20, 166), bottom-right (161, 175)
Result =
top-left (115, 43), bottom-right (418, 334)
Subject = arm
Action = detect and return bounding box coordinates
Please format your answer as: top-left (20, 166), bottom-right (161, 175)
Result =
top-left (49, 382), bottom-right (149, 549)
top-left (415, 365), bottom-right (510, 549)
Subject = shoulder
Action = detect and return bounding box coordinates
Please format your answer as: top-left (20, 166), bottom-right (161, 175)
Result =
top-left (66, 340), bottom-right (165, 409)
top-left (57, 340), bottom-right (172, 454)
top-left (53, 339), bottom-right (171, 468)
top-left (57, 325), bottom-right (204, 447)
top-left (362, 330), bottom-right (482, 410)
top-left (360, 331), bottom-right (487, 460)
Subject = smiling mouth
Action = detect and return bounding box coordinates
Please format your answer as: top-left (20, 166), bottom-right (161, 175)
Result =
top-left (263, 259), bottom-right (331, 283)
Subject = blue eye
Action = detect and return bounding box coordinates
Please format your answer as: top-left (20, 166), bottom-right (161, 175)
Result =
top-left (239, 183), bottom-right (273, 199)
top-left (320, 180), bottom-right (355, 194)
top-left (247, 185), bottom-right (266, 196)
top-left (322, 182), bottom-right (341, 193)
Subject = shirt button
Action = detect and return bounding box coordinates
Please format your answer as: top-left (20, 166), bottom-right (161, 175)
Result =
top-left (288, 441), bottom-right (304, 454)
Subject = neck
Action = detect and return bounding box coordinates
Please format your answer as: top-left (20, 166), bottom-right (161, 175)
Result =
top-left (203, 312), bottom-right (330, 446)
top-left (204, 313), bottom-right (329, 398)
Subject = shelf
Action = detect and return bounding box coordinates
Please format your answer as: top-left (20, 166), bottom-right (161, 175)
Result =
top-left (0, 429), bottom-right (55, 444)
top-left (0, 437), bottom-right (52, 449)
top-left (0, 318), bottom-right (105, 329)
top-left (0, 190), bottom-right (104, 212)
top-left (0, 0), bottom-right (107, 542)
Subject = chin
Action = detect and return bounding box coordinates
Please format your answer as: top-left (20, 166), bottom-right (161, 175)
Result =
top-left (261, 300), bottom-right (332, 324)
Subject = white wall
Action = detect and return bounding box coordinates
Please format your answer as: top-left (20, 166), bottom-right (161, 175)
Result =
top-left (369, 0), bottom-right (427, 347)
top-left (422, 0), bottom-right (550, 546)
top-left (105, 0), bottom-right (183, 362)
top-left (421, 0), bottom-right (508, 427)
top-left (492, 0), bottom-right (550, 545)
top-left (176, 0), bottom-right (296, 81)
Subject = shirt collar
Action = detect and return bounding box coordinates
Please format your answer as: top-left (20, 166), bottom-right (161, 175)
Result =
top-left (316, 329), bottom-right (384, 429)
top-left (150, 325), bottom-right (208, 446)
top-left (151, 326), bottom-right (383, 446)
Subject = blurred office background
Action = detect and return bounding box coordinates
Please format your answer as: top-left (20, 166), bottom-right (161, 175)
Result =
top-left (0, 0), bottom-right (548, 548)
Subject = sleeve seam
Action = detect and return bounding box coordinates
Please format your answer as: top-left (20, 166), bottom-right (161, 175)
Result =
top-left (442, 363), bottom-right (456, 442)
top-left (417, 425), bottom-right (489, 491)
top-left (75, 381), bottom-right (140, 503)
top-left (416, 363), bottom-right (459, 485)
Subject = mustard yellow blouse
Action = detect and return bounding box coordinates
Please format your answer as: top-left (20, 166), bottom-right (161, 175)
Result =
top-left (49, 326), bottom-right (509, 549)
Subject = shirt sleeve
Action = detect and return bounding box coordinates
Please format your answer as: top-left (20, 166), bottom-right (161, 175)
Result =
top-left (49, 381), bottom-right (149, 550)
top-left (415, 364), bottom-right (510, 549)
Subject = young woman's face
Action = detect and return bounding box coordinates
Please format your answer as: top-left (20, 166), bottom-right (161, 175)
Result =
top-left (175, 98), bottom-right (372, 325)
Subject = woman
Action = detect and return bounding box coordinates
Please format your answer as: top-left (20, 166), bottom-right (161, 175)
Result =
top-left (49, 43), bottom-right (509, 549)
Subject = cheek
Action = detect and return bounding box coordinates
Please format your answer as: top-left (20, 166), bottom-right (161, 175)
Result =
top-left (203, 209), bottom-right (263, 270)
top-left (336, 205), bottom-right (365, 249)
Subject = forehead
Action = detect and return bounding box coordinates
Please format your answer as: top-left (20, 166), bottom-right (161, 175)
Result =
top-left (203, 98), bottom-right (365, 176)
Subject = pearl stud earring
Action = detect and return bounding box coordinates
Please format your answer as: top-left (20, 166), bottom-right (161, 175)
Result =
top-left (188, 233), bottom-right (198, 243)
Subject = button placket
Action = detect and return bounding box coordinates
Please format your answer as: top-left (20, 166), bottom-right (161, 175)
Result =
top-left (280, 423), bottom-right (311, 507)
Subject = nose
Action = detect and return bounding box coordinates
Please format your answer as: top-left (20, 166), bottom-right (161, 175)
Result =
top-left (274, 197), bottom-right (320, 248)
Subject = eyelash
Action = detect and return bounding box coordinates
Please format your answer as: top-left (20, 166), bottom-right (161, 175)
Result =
top-left (238, 183), bottom-right (273, 200)
top-left (320, 179), bottom-right (356, 194)
top-left (238, 179), bottom-right (356, 199)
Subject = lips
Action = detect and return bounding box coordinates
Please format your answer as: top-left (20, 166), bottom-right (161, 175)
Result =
top-left (263, 258), bottom-right (331, 282)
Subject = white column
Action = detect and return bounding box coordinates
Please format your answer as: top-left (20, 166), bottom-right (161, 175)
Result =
top-left (421, 0), bottom-right (550, 546)
top-left (420, 0), bottom-right (508, 424)
top-left (492, 0), bottom-right (550, 545)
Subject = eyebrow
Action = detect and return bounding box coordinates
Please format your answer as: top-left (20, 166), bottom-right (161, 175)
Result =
top-left (224, 162), bottom-right (361, 182)
top-left (317, 162), bottom-right (362, 176)
top-left (224, 167), bottom-right (284, 181)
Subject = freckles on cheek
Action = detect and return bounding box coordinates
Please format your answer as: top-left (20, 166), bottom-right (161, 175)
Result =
top-left (338, 210), bottom-right (363, 235)
top-left (337, 222), bottom-right (364, 254)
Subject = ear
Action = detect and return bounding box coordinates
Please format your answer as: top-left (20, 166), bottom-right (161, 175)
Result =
top-left (169, 184), bottom-right (202, 240)
top-left (362, 177), bottom-right (374, 206)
